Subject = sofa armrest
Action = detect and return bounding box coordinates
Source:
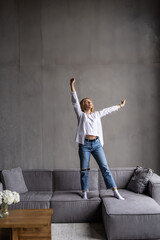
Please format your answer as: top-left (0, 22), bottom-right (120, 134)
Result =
top-left (148, 173), bottom-right (160, 205)
top-left (0, 182), bottom-right (3, 192)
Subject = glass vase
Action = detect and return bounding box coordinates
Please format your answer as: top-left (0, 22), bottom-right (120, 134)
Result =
top-left (0, 202), bottom-right (9, 218)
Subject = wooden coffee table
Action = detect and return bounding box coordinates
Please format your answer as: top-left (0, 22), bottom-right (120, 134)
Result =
top-left (0, 208), bottom-right (53, 240)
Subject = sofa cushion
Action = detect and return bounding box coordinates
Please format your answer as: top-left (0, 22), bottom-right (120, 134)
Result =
top-left (99, 168), bottom-right (135, 190)
top-left (0, 182), bottom-right (3, 192)
top-left (2, 167), bottom-right (28, 193)
top-left (53, 169), bottom-right (99, 191)
top-left (22, 170), bottom-right (53, 191)
top-left (51, 190), bottom-right (99, 201)
top-left (50, 191), bottom-right (101, 222)
top-left (100, 189), bottom-right (160, 214)
top-left (9, 191), bottom-right (53, 210)
top-left (101, 189), bottom-right (160, 240)
top-left (127, 166), bottom-right (153, 193)
top-left (20, 191), bottom-right (52, 202)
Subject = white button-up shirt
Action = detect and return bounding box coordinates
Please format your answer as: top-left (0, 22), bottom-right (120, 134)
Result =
top-left (71, 91), bottom-right (118, 146)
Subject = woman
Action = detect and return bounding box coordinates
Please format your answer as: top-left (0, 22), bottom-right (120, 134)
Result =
top-left (70, 78), bottom-right (126, 200)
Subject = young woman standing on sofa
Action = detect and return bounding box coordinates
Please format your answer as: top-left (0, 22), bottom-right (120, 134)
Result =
top-left (70, 78), bottom-right (126, 200)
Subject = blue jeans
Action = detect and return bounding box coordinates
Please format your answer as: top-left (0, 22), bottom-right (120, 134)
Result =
top-left (79, 137), bottom-right (116, 191)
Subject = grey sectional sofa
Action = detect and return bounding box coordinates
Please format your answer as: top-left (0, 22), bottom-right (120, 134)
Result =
top-left (1, 167), bottom-right (160, 240)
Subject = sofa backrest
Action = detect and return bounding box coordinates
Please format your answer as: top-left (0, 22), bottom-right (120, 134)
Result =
top-left (53, 169), bottom-right (99, 191)
top-left (99, 167), bottom-right (135, 190)
top-left (22, 170), bottom-right (53, 191)
top-left (0, 168), bottom-right (135, 192)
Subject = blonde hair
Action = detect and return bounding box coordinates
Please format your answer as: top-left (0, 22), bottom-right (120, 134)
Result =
top-left (80, 98), bottom-right (94, 113)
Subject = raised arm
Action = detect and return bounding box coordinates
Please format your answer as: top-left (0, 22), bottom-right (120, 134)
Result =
top-left (98, 99), bottom-right (126, 118)
top-left (70, 78), bottom-right (76, 92)
top-left (70, 78), bottom-right (82, 119)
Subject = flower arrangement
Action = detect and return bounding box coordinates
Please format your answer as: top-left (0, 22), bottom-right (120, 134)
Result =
top-left (0, 190), bottom-right (20, 205)
top-left (0, 190), bottom-right (20, 217)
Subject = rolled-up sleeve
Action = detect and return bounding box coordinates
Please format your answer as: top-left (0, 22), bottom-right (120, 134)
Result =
top-left (98, 105), bottom-right (118, 118)
top-left (71, 91), bottom-right (82, 119)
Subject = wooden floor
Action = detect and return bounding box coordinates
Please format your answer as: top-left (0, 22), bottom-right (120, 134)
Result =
top-left (51, 223), bottom-right (106, 240)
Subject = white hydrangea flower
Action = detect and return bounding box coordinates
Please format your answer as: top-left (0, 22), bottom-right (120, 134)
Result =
top-left (0, 190), bottom-right (20, 205)
top-left (12, 191), bottom-right (20, 203)
top-left (2, 190), bottom-right (15, 205)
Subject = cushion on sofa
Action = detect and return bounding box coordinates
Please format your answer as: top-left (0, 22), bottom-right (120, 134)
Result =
top-left (53, 169), bottom-right (99, 191)
top-left (127, 166), bottom-right (153, 193)
top-left (20, 191), bottom-right (52, 202)
top-left (0, 182), bottom-right (3, 192)
top-left (2, 167), bottom-right (28, 193)
top-left (9, 191), bottom-right (53, 210)
top-left (22, 170), bottom-right (53, 191)
top-left (100, 189), bottom-right (160, 214)
top-left (51, 190), bottom-right (99, 201)
top-left (99, 168), bottom-right (135, 190)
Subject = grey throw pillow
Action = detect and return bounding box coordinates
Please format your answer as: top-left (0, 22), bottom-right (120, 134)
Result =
top-left (2, 167), bottom-right (28, 194)
top-left (127, 166), bottom-right (153, 194)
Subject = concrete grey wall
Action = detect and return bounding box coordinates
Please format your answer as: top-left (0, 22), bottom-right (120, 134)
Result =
top-left (0, 0), bottom-right (160, 173)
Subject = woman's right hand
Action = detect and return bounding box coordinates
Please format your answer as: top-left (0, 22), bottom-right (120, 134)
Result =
top-left (70, 78), bottom-right (76, 85)
top-left (70, 78), bottom-right (76, 92)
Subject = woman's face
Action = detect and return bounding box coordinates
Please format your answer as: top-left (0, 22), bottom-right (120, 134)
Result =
top-left (84, 98), bottom-right (93, 111)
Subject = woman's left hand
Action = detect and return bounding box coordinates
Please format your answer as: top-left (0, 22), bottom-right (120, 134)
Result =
top-left (121, 99), bottom-right (126, 107)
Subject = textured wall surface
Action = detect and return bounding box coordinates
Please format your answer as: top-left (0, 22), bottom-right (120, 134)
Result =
top-left (0, 0), bottom-right (160, 172)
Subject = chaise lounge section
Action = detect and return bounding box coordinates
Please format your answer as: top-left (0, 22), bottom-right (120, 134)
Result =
top-left (100, 168), bottom-right (160, 239)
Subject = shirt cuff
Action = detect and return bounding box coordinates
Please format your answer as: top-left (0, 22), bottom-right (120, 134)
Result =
top-left (71, 91), bottom-right (76, 95)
